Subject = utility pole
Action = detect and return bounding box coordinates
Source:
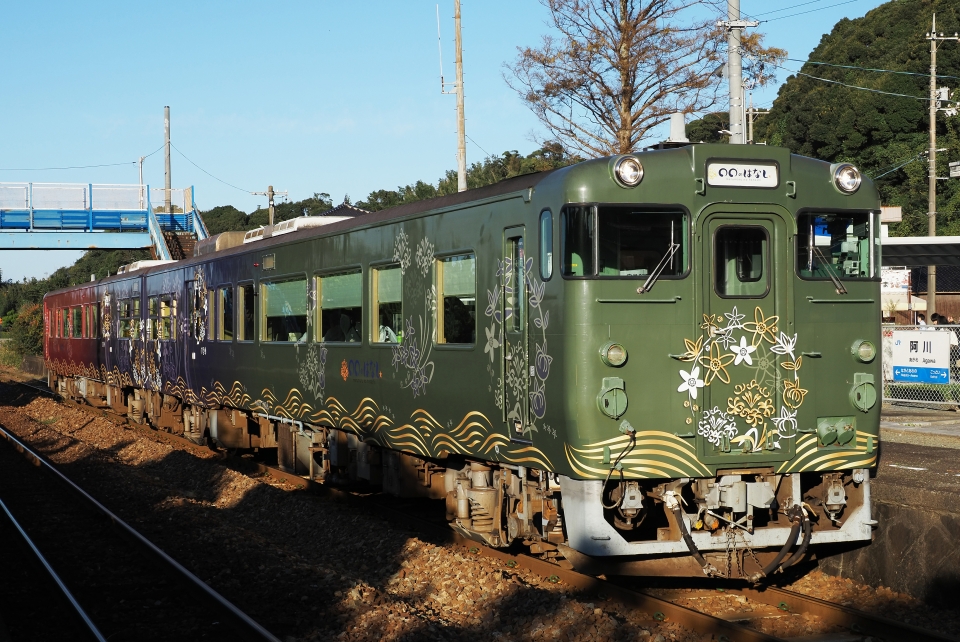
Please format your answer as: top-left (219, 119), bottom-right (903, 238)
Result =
top-left (138, 155), bottom-right (146, 209)
top-left (164, 106), bottom-right (172, 215)
top-left (252, 185), bottom-right (288, 226)
top-left (437, 2), bottom-right (468, 191)
top-left (719, 0), bottom-right (758, 144)
top-left (746, 94), bottom-right (769, 144)
top-left (925, 14), bottom-right (959, 316)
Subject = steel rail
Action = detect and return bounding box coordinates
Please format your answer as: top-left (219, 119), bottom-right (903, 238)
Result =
top-left (0, 497), bottom-right (107, 642)
top-left (0, 422), bottom-right (282, 642)
top-left (16, 377), bottom-right (957, 641)
top-left (731, 584), bottom-right (960, 642)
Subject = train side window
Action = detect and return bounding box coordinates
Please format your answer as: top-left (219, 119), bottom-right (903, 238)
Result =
top-left (81, 304), bottom-right (88, 338)
top-left (61, 307), bottom-right (69, 338)
top-left (159, 295), bottom-right (175, 340)
top-left (317, 270), bottom-right (362, 343)
top-left (72, 307), bottom-right (82, 339)
top-left (238, 283), bottom-right (255, 341)
top-left (797, 212), bottom-right (875, 280)
top-left (92, 303), bottom-right (99, 339)
top-left (540, 210), bottom-right (553, 280)
top-left (147, 296), bottom-right (159, 340)
top-left (219, 287), bottom-right (234, 341)
top-left (437, 254), bottom-right (476, 344)
top-left (56, 309), bottom-right (63, 338)
top-left (208, 290), bottom-right (217, 341)
top-left (119, 298), bottom-right (140, 339)
top-left (560, 206), bottom-right (595, 277)
top-left (261, 278), bottom-right (307, 343)
top-left (372, 266), bottom-right (401, 344)
top-left (715, 226), bottom-right (768, 298)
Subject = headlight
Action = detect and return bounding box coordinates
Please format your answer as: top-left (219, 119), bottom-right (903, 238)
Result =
top-left (600, 342), bottom-right (627, 367)
top-left (614, 156), bottom-right (644, 187)
top-left (851, 339), bottom-right (876, 363)
top-left (834, 164), bottom-right (862, 194)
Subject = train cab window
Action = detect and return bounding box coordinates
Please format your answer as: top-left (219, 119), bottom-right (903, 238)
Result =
top-left (372, 266), bottom-right (401, 344)
top-left (238, 283), bottom-right (255, 341)
top-left (261, 278), bottom-right (307, 343)
top-left (540, 210), bottom-right (553, 280)
top-left (316, 270), bottom-right (362, 343)
top-left (797, 212), bottom-right (875, 280)
top-left (561, 206), bottom-right (595, 277)
top-left (159, 295), bottom-right (175, 340)
top-left (437, 254), bottom-right (476, 344)
top-left (72, 307), bottom-right (78, 337)
top-left (715, 227), bottom-right (768, 298)
top-left (219, 287), bottom-right (234, 341)
top-left (597, 207), bottom-right (686, 277)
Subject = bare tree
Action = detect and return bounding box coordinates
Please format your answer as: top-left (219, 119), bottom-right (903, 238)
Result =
top-left (505, 0), bottom-right (784, 157)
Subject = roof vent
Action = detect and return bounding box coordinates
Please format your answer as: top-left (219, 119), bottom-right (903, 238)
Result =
top-left (243, 216), bottom-right (353, 244)
top-left (116, 260), bottom-right (175, 274)
top-left (194, 231), bottom-right (246, 257)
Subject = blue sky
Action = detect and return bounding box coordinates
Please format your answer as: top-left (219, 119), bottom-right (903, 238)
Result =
top-left (0, 0), bottom-right (891, 281)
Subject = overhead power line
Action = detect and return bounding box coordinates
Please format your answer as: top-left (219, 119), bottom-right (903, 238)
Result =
top-left (792, 59), bottom-right (960, 80)
top-left (0, 143), bottom-right (166, 173)
top-left (169, 142), bottom-right (252, 194)
top-left (761, 0), bottom-right (864, 22)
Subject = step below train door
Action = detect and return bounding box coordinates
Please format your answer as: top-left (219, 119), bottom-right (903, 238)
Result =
top-left (501, 226), bottom-right (532, 443)
top-left (694, 207), bottom-right (797, 465)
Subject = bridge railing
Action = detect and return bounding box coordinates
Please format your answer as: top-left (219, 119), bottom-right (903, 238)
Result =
top-left (0, 182), bottom-right (146, 211)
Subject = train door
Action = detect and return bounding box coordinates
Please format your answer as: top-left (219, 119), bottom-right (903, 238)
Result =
top-left (501, 226), bottom-right (532, 442)
top-left (696, 207), bottom-right (796, 464)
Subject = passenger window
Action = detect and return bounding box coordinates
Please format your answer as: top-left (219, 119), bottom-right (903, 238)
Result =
top-left (715, 227), bottom-right (768, 298)
top-left (238, 284), bottom-right (255, 341)
top-left (57, 309), bottom-right (64, 338)
top-left (437, 254), bottom-right (476, 344)
top-left (160, 295), bottom-right (175, 340)
top-left (208, 291), bottom-right (217, 340)
top-left (317, 270), bottom-right (362, 343)
top-left (147, 296), bottom-right (159, 340)
top-left (71, 307), bottom-right (81, 338)
top-left (219, 287), bottom-right (234, 341)
top-left (561, 206), bottom-right (595, 277)
top-left (119, 298), bottom-right (140, 339)
top-left (540, 210), bottom-right (553, 280)
top-left (509, 237), bottom-right (525, 332)
top-left (797, 212), bottom-right (874, 279)
top-left (372, 266), bottom-right (401, 344)
top-left (261, 278), bottom-right (307, 342)
top-left (92, 303), bottom-right (99, 339)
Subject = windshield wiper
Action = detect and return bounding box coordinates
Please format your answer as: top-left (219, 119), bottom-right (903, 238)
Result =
top-left (812, 246), bottom-right (848, 295)
top-left (637, 243), bottom-right (680, 294)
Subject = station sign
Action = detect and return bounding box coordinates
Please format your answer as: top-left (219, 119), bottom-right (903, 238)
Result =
top-left (706, 161), bottom-right (779, 188)
top-left (889, 330), bottom-right (951, 383)
top-left (950, 161), bottom-right (960, 178)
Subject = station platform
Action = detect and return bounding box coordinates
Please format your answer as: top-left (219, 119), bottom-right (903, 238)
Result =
top-left (818, 404), bottom-right (960, 603)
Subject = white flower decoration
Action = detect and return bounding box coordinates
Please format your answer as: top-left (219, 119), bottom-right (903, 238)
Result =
top-left (714, 327), bottom-right (737, 349)
top-left (730, 335), bottom-right (757, 366)
top-left (770, 331), bottom-right (798, 359)
top-left (770, 406), bottom-right (798, 439)
top-left (677, 366), bottom-right (705, 399)
top-left (724, 306), bottom-right (745, 330)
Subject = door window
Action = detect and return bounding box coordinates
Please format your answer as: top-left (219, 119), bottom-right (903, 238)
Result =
top-left (714, 226), bottom-right (768, 298)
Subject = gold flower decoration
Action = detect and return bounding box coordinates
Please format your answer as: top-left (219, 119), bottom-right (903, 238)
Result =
top-left (743, 307), bottom-right (779, 346)
top-left (680, 335), bottom-right (704, 361)
top-left (340, 359), bottom-right (349, 382)
top-left (700, 313), bottom-right (720, 335)
top-left (699, 342), bottom-right (735, 385)
top-left (783, 379), bottom-right (808, 408)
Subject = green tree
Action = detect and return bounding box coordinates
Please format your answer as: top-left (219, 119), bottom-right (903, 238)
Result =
top-left (686, 112), bottom-right (730, 143)
top-left (10, 302), bottom-right (43, 356)
top-left (756, 0), bottom-right (960, 236)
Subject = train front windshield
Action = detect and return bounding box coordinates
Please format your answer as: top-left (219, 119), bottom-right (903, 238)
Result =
top-left (560, 205), bottom-right (688, 278)
top-left (796, 211), bottom-right (877, 280)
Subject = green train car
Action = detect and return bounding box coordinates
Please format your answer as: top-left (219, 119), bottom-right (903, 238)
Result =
top-left (44, 142), bottom-right (881, 579)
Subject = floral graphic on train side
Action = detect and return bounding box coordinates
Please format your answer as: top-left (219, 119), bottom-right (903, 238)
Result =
top-left (484, 252), bottom-right (552, 438)
top-left (390, 228), bottom-right (436, 398)
top-left (674, 305), bottom-right (806, 453)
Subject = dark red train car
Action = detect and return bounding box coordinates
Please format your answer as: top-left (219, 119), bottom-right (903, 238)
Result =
top-left (44, 284), bottom-right (102, 384)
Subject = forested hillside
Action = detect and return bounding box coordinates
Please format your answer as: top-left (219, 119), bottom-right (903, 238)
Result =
top-left (0, 144), bottom-right (579, 344)
top-left (757, 0), bottom-right (960, 236)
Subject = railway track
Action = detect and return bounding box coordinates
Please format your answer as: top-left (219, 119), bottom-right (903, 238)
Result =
top-left (7, 375), bottom-right (959, 642)
top-left (0, 418), bottom-right (280, 642)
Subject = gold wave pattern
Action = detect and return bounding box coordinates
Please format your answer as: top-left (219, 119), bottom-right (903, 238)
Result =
top-left (565, 432), bottom-right (712, 479)
top-left (776, 432), bottom-right (878, 473)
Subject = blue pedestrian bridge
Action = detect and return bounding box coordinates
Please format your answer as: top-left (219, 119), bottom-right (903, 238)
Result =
top-left (0, 182), bottom-right (208, 259)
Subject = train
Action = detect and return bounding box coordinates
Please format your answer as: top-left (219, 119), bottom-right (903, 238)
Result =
top-left (44, 142), bottom-right (881, 580)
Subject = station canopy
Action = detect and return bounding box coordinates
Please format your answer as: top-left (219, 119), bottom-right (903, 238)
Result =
top-left (881, 236), bottom-right (960, 267)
